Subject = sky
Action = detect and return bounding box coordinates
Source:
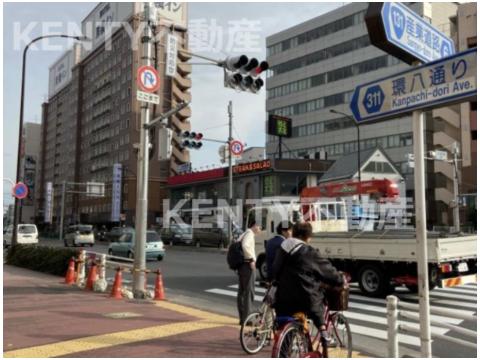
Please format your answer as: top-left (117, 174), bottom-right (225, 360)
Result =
top-left (2, 1), bottom-right (343, 204)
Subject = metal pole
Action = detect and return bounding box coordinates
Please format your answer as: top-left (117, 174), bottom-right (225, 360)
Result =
top-left (133, 3), bottom-right (152, 298)
top-left (59, 181), bottom-right (66, 244)
top-left (12, 44), bottom-right (28, 246)
top-left (452, 142), bottom-right (460, 233)
top-left (412, 109), bottom-right (432, 357)
top-left (387, 295), bottom-right (399, 358)
top-left (356, 124), bottom-right (361, 182)
top-left (227, 101), bottom-right (233, 245)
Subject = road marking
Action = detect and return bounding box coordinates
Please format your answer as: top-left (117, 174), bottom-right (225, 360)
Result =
top-left (400, 291), bottom-right (476, 302)
top-left (349, 323), bottom-right (421, 347)
top-left (206, 288), bottom-right (264, 302)
top-left (3, 321), bottom-right (219, 358)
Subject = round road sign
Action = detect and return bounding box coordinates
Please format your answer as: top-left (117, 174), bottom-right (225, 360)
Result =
top-left (12, 182), bottom-right (28, 200)
top-left (230, 140), bottom-right (244, 156)
top-left (137, 65), bottom-right (160, 93)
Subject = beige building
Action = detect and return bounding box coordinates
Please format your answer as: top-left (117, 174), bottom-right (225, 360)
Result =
top-left (37, 3), bottom-right (192, 228)
top-left (20, 122), bottom-right (42, 223)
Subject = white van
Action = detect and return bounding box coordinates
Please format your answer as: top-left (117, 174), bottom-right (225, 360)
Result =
top-left (64, 225), bottom-right (95, 247)
top-left (4, 224), bottom-right (39, 246)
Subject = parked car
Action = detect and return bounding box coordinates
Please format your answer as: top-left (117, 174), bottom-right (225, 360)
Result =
top-left (108, 229), bottom-right (165, 261)
top-left (105, 227), bottom-right (130, 242)
top-left (160, 224), bottom-right (193, 245)
top-left (4, 224), bottom-right (39, 247)
top-left (192, 223), bottom-right (242, 248)
top-left (64, 225), bottom-right (95, 247)
top-left (94, 226), bottom-right (108, 242)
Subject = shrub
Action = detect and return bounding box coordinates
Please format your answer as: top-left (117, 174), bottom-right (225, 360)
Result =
top-left (6, 244), bottom-right (79, 276)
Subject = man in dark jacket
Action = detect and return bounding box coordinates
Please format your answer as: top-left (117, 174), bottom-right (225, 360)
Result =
top-left (272, 222), bottom-right (343, 337)
top-left (265, 221), bottom-right (293, 282)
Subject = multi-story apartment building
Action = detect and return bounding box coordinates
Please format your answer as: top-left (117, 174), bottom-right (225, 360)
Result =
top-left (265, 2), bottom-right (462, 228)
top-left (19, 122), bottom-right (42, 223)
top-left (37, 3), bottom-right (191, 228)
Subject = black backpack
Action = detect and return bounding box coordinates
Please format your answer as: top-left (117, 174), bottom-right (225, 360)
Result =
top-left (226, 233), bottom-right (245, 270)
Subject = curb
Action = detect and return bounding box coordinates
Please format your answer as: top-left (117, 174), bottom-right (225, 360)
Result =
top-left (166, 245), bottom-right (228, 255)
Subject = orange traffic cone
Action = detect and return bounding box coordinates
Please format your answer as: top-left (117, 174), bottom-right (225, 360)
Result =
top-left (110, 268), bottom-right (123, 299)
top-left (85, 263), bottom-right (98, 291)
top-left (65, 257), bottom-right (76, 285)
top-left (154, 270), bottom-right (165, 300)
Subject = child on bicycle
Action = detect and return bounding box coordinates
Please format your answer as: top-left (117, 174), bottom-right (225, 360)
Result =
top-left (272, 222), bottom-right (344, 340)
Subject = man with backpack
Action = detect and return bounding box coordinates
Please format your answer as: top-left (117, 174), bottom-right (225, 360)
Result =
top-left (231, 219), bottom-right (261, 325)
top-left (265, 221), bottom-right (293, 282)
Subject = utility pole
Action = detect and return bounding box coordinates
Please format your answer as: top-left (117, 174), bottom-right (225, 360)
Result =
top-left (227, 101), bottom-right (233, 245)
top-left (412, 109), bottom-right (432, 357)
top-left (133, 2), bottom-right (152, 298)
top-left (452, 142), bottom-right (460, 233)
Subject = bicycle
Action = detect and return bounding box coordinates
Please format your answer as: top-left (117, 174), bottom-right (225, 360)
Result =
top-left (271, 300), bottom-right (352, 358)
top-left (240, 285), bottom-right (276, 354)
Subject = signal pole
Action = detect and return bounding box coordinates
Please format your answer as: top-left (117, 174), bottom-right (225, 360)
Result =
top-left (452, 142), bottom-right (460, 233)
top-left (133, 2), bottom-right (152, 298)
top-left (227, 101), bottom-right (233, 245)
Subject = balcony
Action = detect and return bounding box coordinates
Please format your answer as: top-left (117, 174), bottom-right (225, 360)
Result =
top-left (171, 114), bottom-right (190, 133)
top-left (178, 49), bottom-right (192, 62)
top-left (172, 145), bottom-right (189, 163)
top-left (177, 63), bottom-right (192, 76)
top-left (172, 83), bottom-right (191, 102)
top-left (174, 75), bottom-right (192, 91)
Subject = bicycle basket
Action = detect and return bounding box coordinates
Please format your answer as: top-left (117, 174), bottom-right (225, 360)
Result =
top-left (325, 284), bottom-right (349, 311)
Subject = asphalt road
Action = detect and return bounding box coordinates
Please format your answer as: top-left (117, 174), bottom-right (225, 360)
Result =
top-left (37, 238), bottom-right (477, 358)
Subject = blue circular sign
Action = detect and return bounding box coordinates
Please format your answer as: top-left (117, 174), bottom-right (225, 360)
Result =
top-left (12, 182), bottom-right (28, 200)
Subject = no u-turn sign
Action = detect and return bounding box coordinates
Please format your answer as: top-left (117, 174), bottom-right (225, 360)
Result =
top-left (137, 65), bottom-right (160, 93)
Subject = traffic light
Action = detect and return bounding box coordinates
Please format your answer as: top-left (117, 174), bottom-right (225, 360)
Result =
top-left (178, 131), bottom-right (203, 149)
top-left (222, 56), bottom-right (269, 93)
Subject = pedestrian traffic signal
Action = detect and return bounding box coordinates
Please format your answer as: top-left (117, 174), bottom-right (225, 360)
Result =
top-left (222, 56), bottom-right (269, 94)
top-left (178, 131), bottom-right (203, 149)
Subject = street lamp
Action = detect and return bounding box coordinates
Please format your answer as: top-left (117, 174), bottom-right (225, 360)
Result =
top-left (329, 109), bottom-right (362, 183)
top-left (12, 34), bottom-right (89, 246)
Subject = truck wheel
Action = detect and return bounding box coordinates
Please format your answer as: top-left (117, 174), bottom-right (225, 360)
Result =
top-left (358, 264), bottom-right (392, 297)
top-left (256, 255), bottom-right (267, 281)
top-left (406, 267), bottom-right (438, 293)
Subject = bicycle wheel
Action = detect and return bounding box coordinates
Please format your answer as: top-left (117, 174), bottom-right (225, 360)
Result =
top-left (240, 311), bottom-right (271, 354)
top-left (327, 313), bottom-right (352, 358)
top-left (272, 322), bottom-right (310, 358)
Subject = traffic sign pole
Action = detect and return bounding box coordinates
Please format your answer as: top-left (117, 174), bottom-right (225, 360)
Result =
top-left (133, 2), bottom-right (152, 298)
top-left (412, 108), bottom-right (432, 357)
top-left (227, 101), bottom-right (233, 248)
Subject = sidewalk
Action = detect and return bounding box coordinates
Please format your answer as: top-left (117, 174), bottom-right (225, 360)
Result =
top-left (3, 265), bottom-right (369, 358)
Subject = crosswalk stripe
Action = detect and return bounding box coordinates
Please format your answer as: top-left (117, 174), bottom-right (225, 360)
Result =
top-left (430, 299), bottom-right (478, 310)
top-left (349, 323), bottom-right (421, 347)
top-left (228, 284), bottom-right (266, 293)
top-left (400, 291), bottom-right (476, 303)
top-left (435, 286), bottom-right (478, 295)
top-left (347, 301), bottom-right (464, 325)
top-left (344, 310), bottom-right (449, 335)
top-left (206, 288), bottom-right (264, 302)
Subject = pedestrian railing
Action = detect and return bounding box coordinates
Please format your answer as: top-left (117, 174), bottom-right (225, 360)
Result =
top-left (386, 295), bottom-right (477, 357)
top-left (77, 250), bottom-right (134, 284)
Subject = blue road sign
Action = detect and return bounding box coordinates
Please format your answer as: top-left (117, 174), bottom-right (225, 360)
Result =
top-left (381, 2), bottom-right (455, 63)
top-left (12, 182), bottom-right (29, 200)
top-left (350, 48), bottom-right (477, 123)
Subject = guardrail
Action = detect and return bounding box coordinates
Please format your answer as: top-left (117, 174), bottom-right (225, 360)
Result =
top-left (386, 295), bottom-right (477, 357)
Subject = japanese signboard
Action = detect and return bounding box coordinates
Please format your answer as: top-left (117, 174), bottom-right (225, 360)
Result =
top-left (137, 90), bottom-right (160, 104)
top-left (233, 160), bottom-right (271, 175)
top-left (44, 182), bottom-right (53, 223)
top-left (268, 115), bottom-right (292, 138)
top-left (111, 163), bottom-right (122, 222)
top-left (366, 2), bottom-right (455, 65)
top-left (165, 34), bottom-right (178, 77)
top-left (350, 48), bottom-right (476, 123)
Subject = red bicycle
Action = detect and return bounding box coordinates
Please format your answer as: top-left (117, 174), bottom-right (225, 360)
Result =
top-left (271, 301), bottom-right (352, 358)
